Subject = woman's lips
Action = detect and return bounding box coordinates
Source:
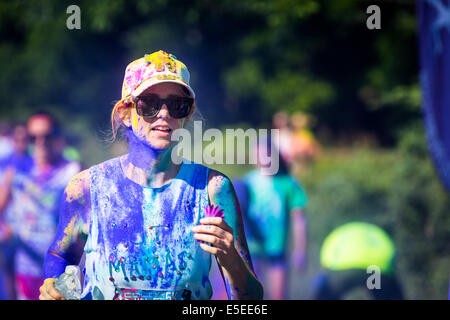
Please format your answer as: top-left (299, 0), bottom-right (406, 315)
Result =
top-left (152, 126), bottom-right (172, 136)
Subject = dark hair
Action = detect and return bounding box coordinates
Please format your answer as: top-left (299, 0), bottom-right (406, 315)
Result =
top-left (269, 136), bottom-right (289, 175)
top-left (256, 135), bottom-right (288, 175)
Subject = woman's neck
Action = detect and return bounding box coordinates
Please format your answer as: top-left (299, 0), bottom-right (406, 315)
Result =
top-left (120, 130), bottom-right (180, 188)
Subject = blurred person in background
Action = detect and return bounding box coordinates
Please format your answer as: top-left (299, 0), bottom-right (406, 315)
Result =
top-left (0, 113), bottom-right (80, 300)
top-left (290, 111), bottom-right (321, 175)
top-left (0, 124), bottom-right (32, 300)
top-left (0, 124), bottom-right (33, 176)
top-left (312, 222), bottom-right (403, 300)
top-left (232, 137), bottom-right (308, 300)
top-left (0, 121), bottom-right (13, 162)
top-left (272, 111), bottom-right (294, 166)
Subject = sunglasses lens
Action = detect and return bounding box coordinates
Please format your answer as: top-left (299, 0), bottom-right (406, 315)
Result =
top-left (169, 98), bottom-right (193, 119)
top-left (136, 96), bottom-right (160, 117)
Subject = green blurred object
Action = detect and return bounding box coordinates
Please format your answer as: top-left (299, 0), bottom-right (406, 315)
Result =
top-left (320, 222), bottom-right (395, 274)
top-left (63, 146), bottom-right (81, 162)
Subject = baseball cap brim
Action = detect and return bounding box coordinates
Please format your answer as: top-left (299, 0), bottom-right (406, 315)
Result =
top-left (131, 77), bottom-right (195, 99)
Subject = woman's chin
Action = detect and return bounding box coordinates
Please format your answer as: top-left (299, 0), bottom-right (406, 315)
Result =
top-left (145, 138), bottom-right (173, 151)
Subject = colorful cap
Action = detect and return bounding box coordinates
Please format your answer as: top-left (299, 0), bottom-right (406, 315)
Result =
top-left (121, 50), bottom-right (195, 100)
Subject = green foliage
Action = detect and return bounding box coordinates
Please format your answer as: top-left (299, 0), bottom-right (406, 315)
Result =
top-left (0, 0), bottom-right (420, 146)
top-left (388, 126), bottom-right (450, 299)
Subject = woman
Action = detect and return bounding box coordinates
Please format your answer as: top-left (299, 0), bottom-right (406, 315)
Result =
top-left (39, 50), bottom-right (263, 300)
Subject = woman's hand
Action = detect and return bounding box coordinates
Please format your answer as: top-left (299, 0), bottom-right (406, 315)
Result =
top-left (192, 217), bottom-right (240, 271)
top-left (39, 278), bottom-right (65, 300)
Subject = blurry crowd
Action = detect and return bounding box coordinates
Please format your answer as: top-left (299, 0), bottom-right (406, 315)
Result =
top-left (0, 114), bottom-right (80, 300)
top-left (0, 111), bottom-right (403, 300)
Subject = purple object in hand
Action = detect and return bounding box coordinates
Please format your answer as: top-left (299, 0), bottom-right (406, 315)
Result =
top-left (196, 205), bottom-right (225, 245)
top-left (204, 205), bottom-right (224, 219)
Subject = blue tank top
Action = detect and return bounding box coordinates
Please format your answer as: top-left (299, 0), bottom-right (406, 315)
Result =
top-left (82, 156), bottom-right (212, 300)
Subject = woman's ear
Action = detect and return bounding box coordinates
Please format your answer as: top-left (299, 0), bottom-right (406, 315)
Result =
top-left (116, 101), bottom-right (132, 128)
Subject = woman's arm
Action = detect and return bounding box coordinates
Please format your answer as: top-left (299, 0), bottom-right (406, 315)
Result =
top-left (192, 169), bottom-right (263, 300)
top-left (40, 169), bottom-right (91, 300)
top-left (0, 167), bottom-right (15, 217)
top-left (0, 167), bottom-right (15, 241)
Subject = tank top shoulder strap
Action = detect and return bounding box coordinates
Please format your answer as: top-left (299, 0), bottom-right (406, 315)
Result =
top-left (178, 159), bottom-right (209, 189)
top-left (176, 159), bottom-right (210, 219)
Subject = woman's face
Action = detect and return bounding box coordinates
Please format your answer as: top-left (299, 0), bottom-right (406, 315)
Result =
top-left (127, 82), bottom-right (192, 150)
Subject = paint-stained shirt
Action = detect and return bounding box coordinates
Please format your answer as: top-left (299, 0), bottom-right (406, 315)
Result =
top-left (82, 157), bottom-right (213, 300)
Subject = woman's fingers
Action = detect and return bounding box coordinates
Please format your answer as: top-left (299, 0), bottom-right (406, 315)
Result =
top-left (193, 233), bottom-right (228, 248)
top-left (199, 217), bottom-right (233, 234)
top-left (191, 224), bottom-right (227, 239)
top-left (195, 217), bottom-right (241, 271)
top-left (39, 289), bottom-right (55, 300)
top-left (192, 217), bottom-right (235, 248)
top-left (42, 278), bottom-right (65, 300)
top-left (199, 242), bottom-right (224, 255)
top-left (39, 284), bottom-right (54, 300)
top-left (39, 282), bottom-right (56, 300)
top-left (193, 217), bottom-right (239, 262)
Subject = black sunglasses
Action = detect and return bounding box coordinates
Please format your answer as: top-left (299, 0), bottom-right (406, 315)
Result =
top-left (29, 132), bottom-right (57, 144)
top-left (134, 94), bottom-right (194, 119)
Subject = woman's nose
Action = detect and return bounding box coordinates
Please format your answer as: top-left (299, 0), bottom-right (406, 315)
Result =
top-left (157, 104), bottom-right (171, 118)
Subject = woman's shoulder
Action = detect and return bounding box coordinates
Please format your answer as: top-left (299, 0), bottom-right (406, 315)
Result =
top-left (206, 167), bottom-right (233, 196)
top-left (207, 168), bottom-right (229, 182)
top-left (64, 156), bottom-right (122, 201)
top-left (64, 169), bottom-right (90, 202)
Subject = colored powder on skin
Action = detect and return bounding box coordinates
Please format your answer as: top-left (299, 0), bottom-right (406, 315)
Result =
top-left (131, 112), bottom-right (139, 130)
top-left (125, 129), bottom-right (177, 187)
top-left (64, 176), bottom-right (85, 203)
top-left (56, 216), bottom-right (77, 250)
